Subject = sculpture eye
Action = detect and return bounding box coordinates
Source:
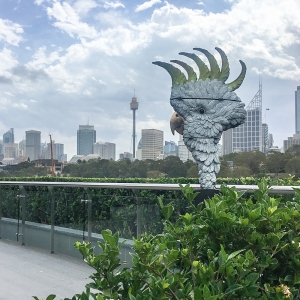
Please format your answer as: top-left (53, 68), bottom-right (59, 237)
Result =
top-left (175, 114), bottom-right (178, 117)
top-left (199, 108), bottom-right (205, 114)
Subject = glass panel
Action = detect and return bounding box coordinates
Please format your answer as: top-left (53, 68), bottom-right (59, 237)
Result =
top-left (53, 187), bottom-right (87, 257)
top-left (91, 194), bottom-right (137, 239)
top-left (1, 186), bottom-right (23, 242)
top-left (24, 188), bottom-right (52, 249)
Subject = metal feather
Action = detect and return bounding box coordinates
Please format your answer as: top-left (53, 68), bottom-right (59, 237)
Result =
top-left (215, 47), bottom-right (230, 82)
top-left (226, 60), bottom-right (246, 91)
top-left (193, 48), bottom-right (220, 80)
top-left (152, 61), bottom-right (187, 86)
top-left (178, 52), bottom-right (210, 80)
top-left (170, 60), bottom-right (197, 82)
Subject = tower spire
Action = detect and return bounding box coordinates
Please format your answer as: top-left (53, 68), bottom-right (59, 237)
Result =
top-left (130, 92), bottom-right (139, 159)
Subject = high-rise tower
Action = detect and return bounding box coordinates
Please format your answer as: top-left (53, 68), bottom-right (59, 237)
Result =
top-left (77, 125), bottom-right (96, 155)
top-left (25, 130), bottom-right (41, 161)
top-left (3, 128), bottom-right (14, 144)
top-left (130, 93), bottom-right (139, 159)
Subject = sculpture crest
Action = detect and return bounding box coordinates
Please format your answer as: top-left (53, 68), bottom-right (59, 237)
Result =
top-left (153, 47), bottom-right (247, 189)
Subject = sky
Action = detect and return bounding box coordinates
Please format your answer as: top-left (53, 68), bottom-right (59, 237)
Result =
top-left (0, 0), bottom-right (299, 160)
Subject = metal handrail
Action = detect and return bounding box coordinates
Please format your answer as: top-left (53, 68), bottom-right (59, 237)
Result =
top-left (0, 181), bottom-right (299, 256)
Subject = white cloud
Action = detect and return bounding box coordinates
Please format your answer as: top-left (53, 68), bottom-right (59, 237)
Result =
top-left (103, 1), bottom-right (125, 9)
top-left (135, 0), bottom-right (161, 12)
top-left (34, 0), bottom-right (45, 5)
top-left (73, 0), bottom-right (98, 16)
top-left (46, 1), bottom-right (97, 39)
top-left (30, 99), bottom-right (38, 103)
top-left (0, 48), bottom-right (18, 76)
top-left (4, 92), bottom-right (15, 97)
top-left (0, 97), bottom-right (10, 108)
top-left (0, 18), bottom-right (23, 46)
top-left (197, 1), bottom-right (204, 5)
top-left (12, 103), bottom-right (28, 109)
top-left (26, 46), bottom-right (60, 69)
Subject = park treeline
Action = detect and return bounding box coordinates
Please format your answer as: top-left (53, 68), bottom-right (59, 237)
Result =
top-left (220, 144), bottom-right (300, 178)
top-left (2, 145), bottom-right (300, 179)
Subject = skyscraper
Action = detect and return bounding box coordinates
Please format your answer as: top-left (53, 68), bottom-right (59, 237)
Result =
top-left (25, 130), bottom-right (41, 161)
top-left (164, 141), bottom-right (178, 157)
top-left (141, 129), bottom-right (163, 160)
top-left (295, 86), bottom-right (300, 134)
top-left (262, 123), bottom-right (269, 154)
top-left (77, 125), bottom-right (96, 155)
top-left (222, 78), bottom-right (267, 154)
top-left (3, 128), bottom-right (14, 144)
top-left (45, 141), bottom-right (65, 161)
top-left (178, 135), bottom-right (195, 162)
top-left (93, 141), bottom-right (116, 160)
top-left (3, 143), bottom-right (18, 158)
top-left (105, 142), bottom-right (116, 160)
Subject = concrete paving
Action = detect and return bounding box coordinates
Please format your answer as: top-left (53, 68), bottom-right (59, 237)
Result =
top-left (0, 239), bottom-right (93, 300)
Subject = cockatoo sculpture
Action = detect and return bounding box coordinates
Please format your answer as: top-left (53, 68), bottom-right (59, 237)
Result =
top-left (153, 47), bottom-right (247, 189)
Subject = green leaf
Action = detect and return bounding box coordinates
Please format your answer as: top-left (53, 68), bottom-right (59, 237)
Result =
top-left (227, 249), bottom-right (245, 262)
top-left (224, 284), bottom-right (243, 295)
top-left (158, 197), bottom-right (174, 220)
top-left (245, 273), bottom-right (259, 285)
top-left (102, 229), bottom-right (116, 246)
top-left (203, 285), bottom-right (211, 298)
top-left (46, 295), bottom-right (56, 300)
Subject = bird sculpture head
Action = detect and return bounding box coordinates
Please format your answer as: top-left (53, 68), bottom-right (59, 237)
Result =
top-left (153, 47), bottom-right (247, 189)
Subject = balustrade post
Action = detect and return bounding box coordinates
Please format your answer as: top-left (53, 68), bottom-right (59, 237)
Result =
top-left (48, 186), bottom-right (55, 254)
top-left (83, 188), bottom-right (92, 243)
top-left (19, 186), bottom-right (26, 246)
top-left (133, 189), bottom-right (141, 238)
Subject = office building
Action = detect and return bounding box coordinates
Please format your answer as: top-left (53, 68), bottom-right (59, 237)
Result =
top-left (136, 139), bottom-right (142, 160)
top-left (0, 140), bottom-right (3, 161)
top-left (77, 125), bottom-right (96, 155)
top-left (3, 128), bottom-right (14, 144)
top-left (268, 134), bottom-right (274, 148)
top-left (262, 123), bottom-right (269, 154)
top-left (25, 130), bottom-right (41, 161)
top-left (93, 141), bottom-right (116, 160)
top-left (164, 141), bottom-right (178, 157)
top-left (45, 141), bottom-right (65, 161)
top-left (119, 152), bottom-right (133, 160)
top-left (19, 140), bottom-right (26, 157)
top-left (283, 134), bottom-right (300, 152)
top-left (222, 79), bottom-right (268, 154)
top-left (178, 135), bottom-right (195, 162)
top-left (3, 143), bottom-right (18, 158)
top-left (295, 86), bottom-right (300, 134)
top-left (141, 129), bottom-right (163, 160)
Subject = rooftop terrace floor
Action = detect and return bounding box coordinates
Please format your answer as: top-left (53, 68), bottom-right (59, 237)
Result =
top-left (0, 239), bottom-right (91, 300)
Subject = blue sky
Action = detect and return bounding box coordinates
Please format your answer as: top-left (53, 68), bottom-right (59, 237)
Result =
top-left (0, 0), bottom-right (299, 159)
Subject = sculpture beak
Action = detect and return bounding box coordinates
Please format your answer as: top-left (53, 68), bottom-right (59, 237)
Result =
top-left (170, 111), bottom-right (184, 135)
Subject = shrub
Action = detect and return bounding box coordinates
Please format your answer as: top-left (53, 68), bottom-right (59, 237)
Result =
top-left (35, 179), bottom-right (300, 299)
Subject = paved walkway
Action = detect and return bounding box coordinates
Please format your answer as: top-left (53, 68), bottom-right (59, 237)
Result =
top-left (0, 239), bottom-right (92, 300)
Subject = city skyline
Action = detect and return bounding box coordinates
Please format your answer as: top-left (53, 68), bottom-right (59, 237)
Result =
top-left (0, 0), bottom-right (299, 159)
